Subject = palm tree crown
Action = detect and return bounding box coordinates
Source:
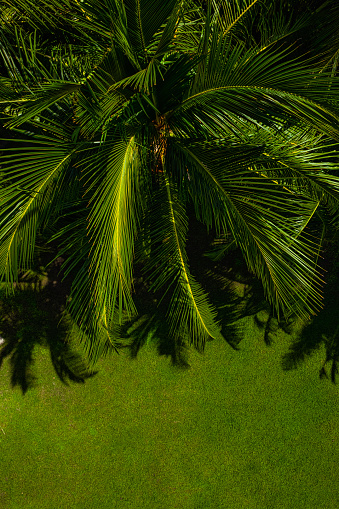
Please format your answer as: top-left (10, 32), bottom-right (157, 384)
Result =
top-left (1, 0), bottom-right (339, 361)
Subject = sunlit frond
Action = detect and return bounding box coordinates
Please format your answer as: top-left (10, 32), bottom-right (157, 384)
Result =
top-left (2, 0), bottom-right (339, 366)
top-left (51, 133), bottom-right (143, 360)
top-left (144, 173), bottom-right (223, 351)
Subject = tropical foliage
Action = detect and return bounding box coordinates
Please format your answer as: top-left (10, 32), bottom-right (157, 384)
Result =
top-left (1, 0), bottom-right (339, 367)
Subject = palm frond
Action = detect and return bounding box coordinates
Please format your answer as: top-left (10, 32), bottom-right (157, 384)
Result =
top-left (212, 0), bottom-right (260, 36)
top-left (52, 133), bottom-right (143, 361)
top-left (0, 139), bottom-right (76, 283)
top-left (144, 173), bottom-right (223, 351)
top-left (123, 0), bottom-right (178, 55)
top-left (169, 31), bottom-right (339, 138)
top-left (4, 82), bottom-right (80, 128)
top-left (2, 0), bottom-right (339, 373)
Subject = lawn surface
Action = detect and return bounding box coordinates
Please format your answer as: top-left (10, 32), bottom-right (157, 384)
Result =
top-left (0, 317), bottom-right (338, 509)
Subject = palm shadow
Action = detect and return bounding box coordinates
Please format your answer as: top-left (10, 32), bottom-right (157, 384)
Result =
top-left (0, 261), bottom-right (97, 394)
top-left (232, 269), bottom-right (339, 384)
top-left (280, 277), bottom-right (339, 384)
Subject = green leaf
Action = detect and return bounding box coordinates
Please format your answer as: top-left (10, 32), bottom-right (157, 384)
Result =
top-left (57, 133), bottom-right (142, 359)
top-left (144, 173), bottom-right (223, 351)
top-left (0, 140), bottom-right (76, 283)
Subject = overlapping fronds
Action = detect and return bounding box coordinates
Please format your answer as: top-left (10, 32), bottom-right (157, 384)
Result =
top-left (4, 82), bottom-right (80, 129)
top-left (171, 26), bottom-right (339, 139)
top-left (175, 130), bottom-right (339, 318)
top-left (1, 0), bottom-right (339, 367)
top-left (52, 133), bottom-right (142, 358)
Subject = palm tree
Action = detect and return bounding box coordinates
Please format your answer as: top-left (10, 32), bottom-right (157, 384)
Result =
top-left (1, 0), bottom-right (339, 364)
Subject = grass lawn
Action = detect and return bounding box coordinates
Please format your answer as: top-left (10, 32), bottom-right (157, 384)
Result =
top-left (0, 316), bottom-right (338, 509)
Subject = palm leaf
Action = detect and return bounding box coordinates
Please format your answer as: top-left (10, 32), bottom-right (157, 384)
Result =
top-left (144, 173), bottom-right (223, 351)
top-left (124, 0), bottom-right (178, 54)
top-left (4, 82), bottom-right (80, 128)
top-left (169, 28), bottom-right (339, 138)
top-left (0, 139), bottom-right (76, 283)
top-left (212, 0), bottom-right (260, 36)
top-left (53, 133), bottom-right (142, 361)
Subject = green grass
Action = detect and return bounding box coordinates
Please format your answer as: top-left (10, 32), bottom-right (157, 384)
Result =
top-left (0, 316), bottom-right (338, 509)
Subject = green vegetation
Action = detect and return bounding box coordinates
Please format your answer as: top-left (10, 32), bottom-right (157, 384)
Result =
top-left (1, 0), bottom-right (339, 371)
top-left (1, 318), bottom-right (339, 509)
top-left (1, 3), bottom-right (339, 506)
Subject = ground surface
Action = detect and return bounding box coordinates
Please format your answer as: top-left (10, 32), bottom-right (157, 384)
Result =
top-left (0, 317), bottom-right (338, 509)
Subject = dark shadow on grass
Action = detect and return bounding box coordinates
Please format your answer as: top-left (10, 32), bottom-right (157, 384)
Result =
top-left (0, 261), bottom-right (97, 394)
top-left (280, 233), bottom-right (339, 384)
top-left (110, 214), bottom-right (274, 367)
top-left (280, 296), bottom-right (339, 384)
top-left (109, 273), bottom-right (192, 370)
top-left (111, 249), bottom-right (255, 369)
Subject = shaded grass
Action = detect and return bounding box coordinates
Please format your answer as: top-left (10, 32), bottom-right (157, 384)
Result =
top-left (0, 316), bottom-right (339, 509)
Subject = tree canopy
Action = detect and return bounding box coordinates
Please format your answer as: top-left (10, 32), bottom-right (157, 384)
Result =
top-left (1, 0), bottom-right (339, 374)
